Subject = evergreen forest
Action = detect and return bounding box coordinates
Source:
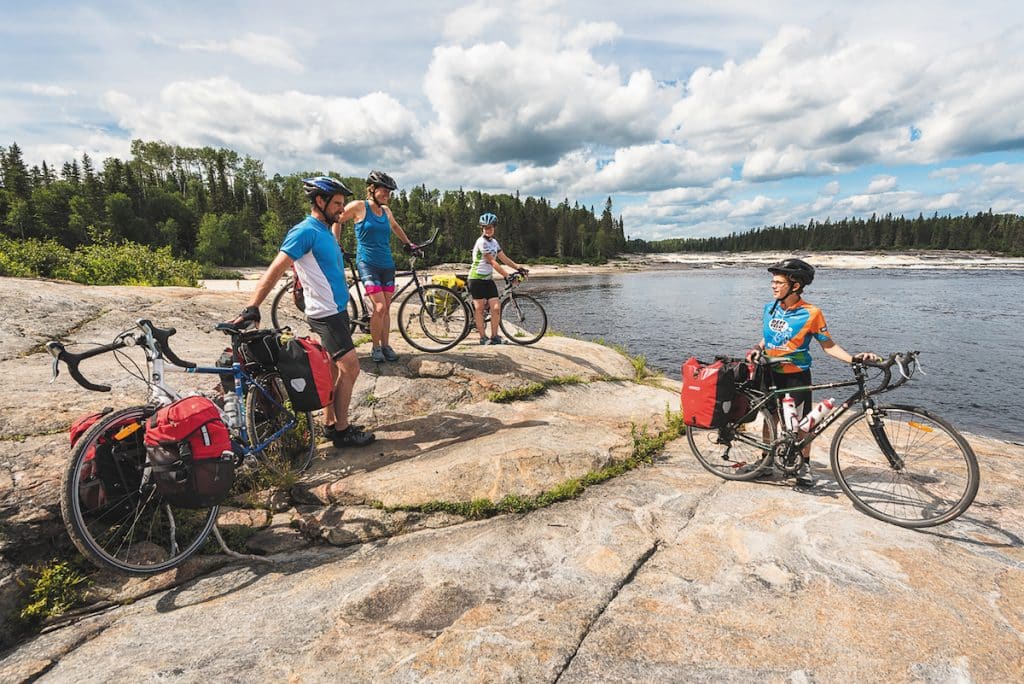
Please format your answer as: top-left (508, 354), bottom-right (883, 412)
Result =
top-left (627, 212), bottom-right (1024, 255)
top-left (0, 140), bottom-right (626, 274)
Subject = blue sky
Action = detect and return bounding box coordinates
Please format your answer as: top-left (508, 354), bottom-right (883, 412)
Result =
top-left (2, 0), bottom-right (1023, 240)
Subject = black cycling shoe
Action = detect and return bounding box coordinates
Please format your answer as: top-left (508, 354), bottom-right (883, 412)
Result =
top-left (332, 425), bottom-right (375, 448)
top-left (321, 423), bottom-right (364, 440)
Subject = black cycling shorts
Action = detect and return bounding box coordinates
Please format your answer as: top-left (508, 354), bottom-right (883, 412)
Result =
top-left (770, 368), bottom-right (812, 416)
top-left (307, 311), bottom-right (355, 358)
top-left (468, 278), bottom-right (499, 300)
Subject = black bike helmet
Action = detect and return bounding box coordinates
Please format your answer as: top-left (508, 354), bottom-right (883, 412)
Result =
top-left (366, 170), bottom-right (397, 191)
top-left (768, 258), bottom-right (815, 287)
top-left (302, 176), bottom-right (353, 201)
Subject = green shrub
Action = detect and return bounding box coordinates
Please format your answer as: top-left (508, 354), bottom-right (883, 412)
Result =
top-left (0, 238), bottom-right (203, 286)
top-left (17, 560), bottom-right (89, 628)
top-left (0, 238), bottom-right (71, 277)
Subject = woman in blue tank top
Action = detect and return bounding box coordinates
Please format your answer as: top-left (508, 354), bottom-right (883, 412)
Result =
top-left (333, 170), bottom-right (416, 363)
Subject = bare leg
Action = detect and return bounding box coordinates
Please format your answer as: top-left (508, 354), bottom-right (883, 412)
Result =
top-left (332, 349), bottom-right (360, 430)
top-left (488, 298), bottom-right (501, 337)
top-left (473, 299), bottom-right (487, 340)
top-left (368, 291), bottom-right (388, 348)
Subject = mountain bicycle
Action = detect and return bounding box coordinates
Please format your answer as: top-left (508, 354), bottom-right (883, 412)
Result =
top-left (268, 230), bottom-right (469, 353)
top-left (686, 351), bottom-right (979, 528)
top-left (404, 271), bottom-right (548, 351)
top-left (46, 319), bottom-right (315, 574)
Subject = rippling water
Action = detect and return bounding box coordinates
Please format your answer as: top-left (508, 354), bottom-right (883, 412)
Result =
top-left (521, 267), bottom-right (1024, 442)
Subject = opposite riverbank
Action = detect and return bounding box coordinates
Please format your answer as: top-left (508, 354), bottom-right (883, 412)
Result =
top-left (201, 250), bottom-right (1024, 291)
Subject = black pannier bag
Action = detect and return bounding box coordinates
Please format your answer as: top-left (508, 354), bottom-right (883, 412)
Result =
top-left (143, 396), bottom-right (235, 508)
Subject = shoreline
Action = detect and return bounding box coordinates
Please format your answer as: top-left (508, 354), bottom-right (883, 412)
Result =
top-left (202, 250), bottom-right (1023, 290)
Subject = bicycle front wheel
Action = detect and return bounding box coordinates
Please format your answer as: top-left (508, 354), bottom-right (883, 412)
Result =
top-left (245, 372), bottom-right (316, 476)
top-left (271, 281), bottom-right (309, 335)
top-left (60, 406), bottom-right (218, 575)
top-left (687, 407), bottom-right (776, 481)
top-left (397, 285), bottom-right (470, 352)
top-left (499, 293), bottom-right (547, 344)
top-left (830, 405), bottom-right (979, 528)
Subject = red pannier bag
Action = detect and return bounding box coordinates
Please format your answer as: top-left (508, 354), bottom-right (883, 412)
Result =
top-left (143, 396), bottom-right (235, 508)
top-left (681, 357), bottom-right (754, 429)
top-left (276, 336), bottom-right (334, 411)
top-left (70, 408), bottom-right (147, 515)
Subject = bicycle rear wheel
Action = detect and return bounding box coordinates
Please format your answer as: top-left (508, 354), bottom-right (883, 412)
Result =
top-left (499, 293), bottom-right (547, 345)
top-left (397, 285), bottom-right (469, 352)
top-left (830, 405), bottom-right (979, 528)
top-left (687, 407), bottom-right (776, 481)
top-left (271, 280), bottom-right (309, 335)
top-left (60, 406), bottom-right (218, 575)
top-left (245, 372), bottom-right (316, 475)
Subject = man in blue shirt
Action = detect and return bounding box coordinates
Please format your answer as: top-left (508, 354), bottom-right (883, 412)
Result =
top-left (232, 176), bottom-right (374, 448)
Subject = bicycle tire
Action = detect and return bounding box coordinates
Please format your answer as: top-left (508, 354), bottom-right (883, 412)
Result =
top-left (397, 284), bottom-right (469, 352)
top-left (829, 404), bottom-right (979, 528)
top-left (245, 372), bottom-right (316, 475)
top-left (687, 405), bottom-right (776, 481)
top-left (60, 406), bottom-right (218, 575)
top-left (270, 281), bottom-right (309, 335)
top-left (499, 292), bottom-right (547, 345)
top-left (346, 286), bottom-right (362, 334)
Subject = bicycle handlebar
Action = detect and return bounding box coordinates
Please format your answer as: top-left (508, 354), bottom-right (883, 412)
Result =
top-left (47, 319), bottom-right (196, 393)
top-left (750, 350), bottom-right (921, 396)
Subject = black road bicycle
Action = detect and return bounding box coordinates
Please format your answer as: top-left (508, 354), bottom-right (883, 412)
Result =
top-left (400, 270), bottom-right (548, 351)
top-left (687, 352), bottom-right (979, 528)
top-left (269, 230), bottom-right (473, 353)
top-left (47, 319), bottom-right (314, 574)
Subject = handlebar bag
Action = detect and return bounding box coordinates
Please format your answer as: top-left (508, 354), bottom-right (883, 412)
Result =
top-left (239, 330), bottom-right (281, 369)
top-left (144, 396), bottom-right (235, 508)
top-left (276, 336), bottom-right (334, 411)
top-left (681, 357), bottom-right (739, 429)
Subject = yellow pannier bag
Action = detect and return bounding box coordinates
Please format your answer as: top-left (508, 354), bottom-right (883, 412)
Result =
top-left (431, 274), bottom-right (466, 289)
top-left (428, 274), bottom-right (465, 315)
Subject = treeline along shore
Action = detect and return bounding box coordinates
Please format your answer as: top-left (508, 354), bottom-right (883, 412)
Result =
top-left (3, 138), bottom-right (1023, 291)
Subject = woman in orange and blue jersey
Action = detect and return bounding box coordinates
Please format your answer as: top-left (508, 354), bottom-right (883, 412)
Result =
top-left (747, 258), bottom-right (878, 485)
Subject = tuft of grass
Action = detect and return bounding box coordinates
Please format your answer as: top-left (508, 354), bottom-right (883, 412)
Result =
top-left (365, 393), bottom-right (380, 406)
top-left (17, 560), bottom-right (90, 628)
top-left (488, 375), bottom-right (585, 403)
top-left (375, 408), bottom-right (685, 520)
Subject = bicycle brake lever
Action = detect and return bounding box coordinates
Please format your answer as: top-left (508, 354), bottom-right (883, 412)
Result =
top-left (49, 356), bottom-right (60, 383)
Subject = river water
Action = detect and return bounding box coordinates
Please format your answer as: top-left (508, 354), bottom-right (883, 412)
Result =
top-left (521, 267), bottom-right (1024, 443)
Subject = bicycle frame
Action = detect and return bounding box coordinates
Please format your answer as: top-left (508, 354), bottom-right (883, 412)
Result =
top-left (49, 319), bottom-right (299, 463)
top-left (729, 357), bottom-right (905, 461)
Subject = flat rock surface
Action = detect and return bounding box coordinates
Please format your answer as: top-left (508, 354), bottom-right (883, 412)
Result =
top-left (1, 276), bottom-right (1022, 682)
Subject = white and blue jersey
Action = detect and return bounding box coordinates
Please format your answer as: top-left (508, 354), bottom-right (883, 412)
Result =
top-left (280, 216), bottom-right (348, 319)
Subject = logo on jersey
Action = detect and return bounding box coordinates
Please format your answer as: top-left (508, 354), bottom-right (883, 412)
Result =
top-left (769, 318), bottom-right (789, 333)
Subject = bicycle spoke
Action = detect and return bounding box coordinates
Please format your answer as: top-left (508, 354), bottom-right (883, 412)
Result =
top-left (499, 293), bottom-right (547, 344)
top-left (687, 410), bottom-right (775, 481)
top-left (830, 407), bottom-right (979, 527)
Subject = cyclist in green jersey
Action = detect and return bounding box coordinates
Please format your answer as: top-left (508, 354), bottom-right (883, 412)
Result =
top-left (467, 212), bottom-right (528, 344)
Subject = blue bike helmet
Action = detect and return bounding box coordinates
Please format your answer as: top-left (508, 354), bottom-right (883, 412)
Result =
top-left (479, 212), bottom-right (498, 226)
top-left (302, 176), bottom-right (353, 201)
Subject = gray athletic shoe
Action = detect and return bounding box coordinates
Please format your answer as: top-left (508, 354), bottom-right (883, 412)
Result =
top-left (489, 335), bottom-right (505, 345)
top-left (370, 346), bottom-right (385, 363)
top-left (794, 461), bottom-right (815, 488)
top-left (479, 337), bottom-right (489, 345)
top-left (381, 345), bottom-right (399, 361)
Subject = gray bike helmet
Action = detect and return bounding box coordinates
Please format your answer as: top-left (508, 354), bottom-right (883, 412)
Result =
top-left (366, 170), bottom-right (397, 191)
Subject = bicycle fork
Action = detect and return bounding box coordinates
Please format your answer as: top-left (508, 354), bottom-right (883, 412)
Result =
top-left (865, 407), bottom-right (905, 470)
